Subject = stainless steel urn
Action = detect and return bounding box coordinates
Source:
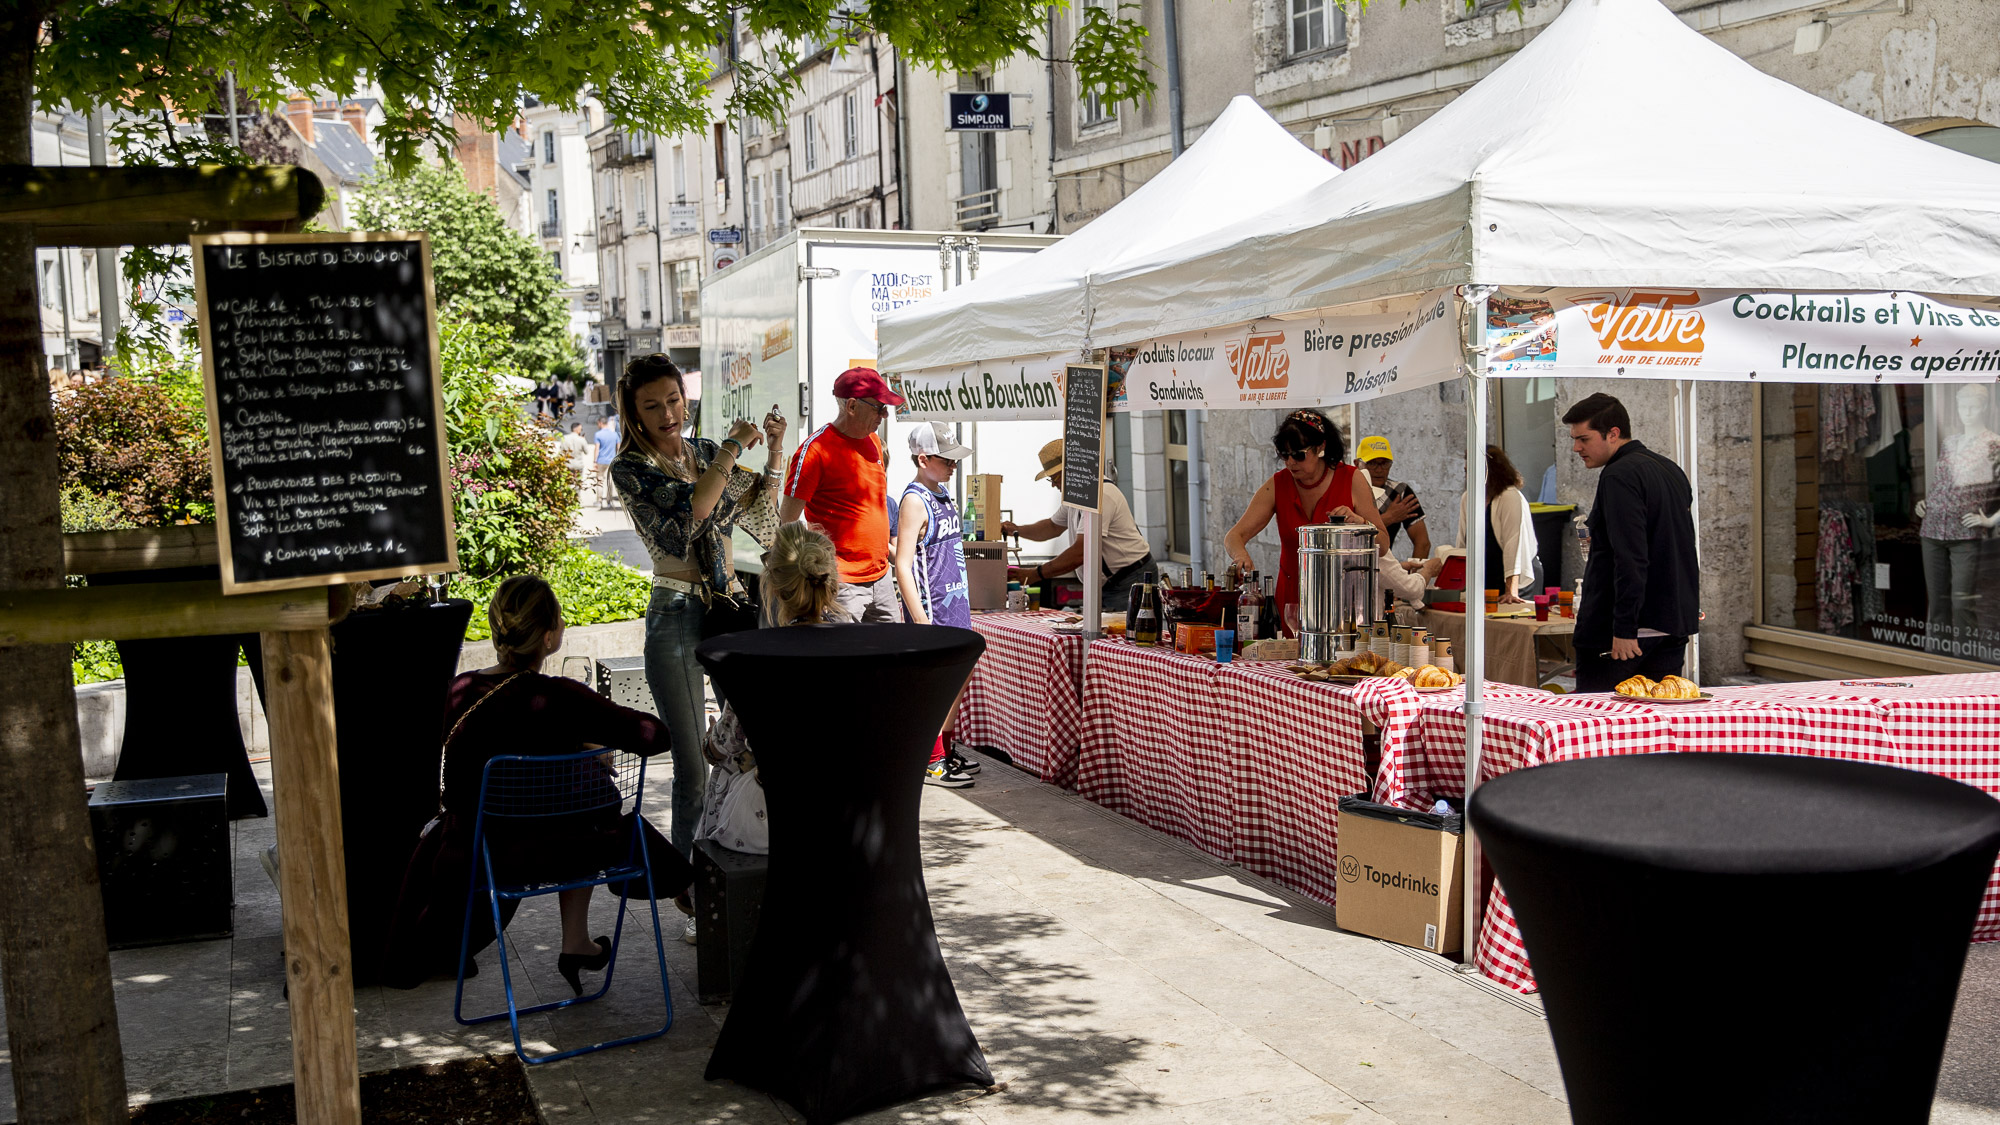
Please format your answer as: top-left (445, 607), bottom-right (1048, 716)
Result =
top-left (1297, 523), bottom-right (1378, 664)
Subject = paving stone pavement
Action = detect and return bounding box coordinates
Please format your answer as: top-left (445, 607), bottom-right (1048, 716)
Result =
top-left (4, 752), bottom-right (1999, 1123)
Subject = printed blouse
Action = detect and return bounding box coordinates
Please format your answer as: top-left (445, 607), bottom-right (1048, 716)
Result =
top-left (1920, 430), bottom-right (2000, 542)
top-left (612, 440), bottom-right (772, 589)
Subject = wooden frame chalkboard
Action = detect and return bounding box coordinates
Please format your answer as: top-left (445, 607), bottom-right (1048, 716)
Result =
top-left (192, 231), bottom-right (457, 594)
top-left (1061, 362), bottom-right (1106, 512)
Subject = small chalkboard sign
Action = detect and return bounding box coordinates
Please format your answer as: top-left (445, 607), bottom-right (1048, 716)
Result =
top-left (191, 232), bottom-right (456, 593)
top-left (1061, 363), bottom-right (1106, 512)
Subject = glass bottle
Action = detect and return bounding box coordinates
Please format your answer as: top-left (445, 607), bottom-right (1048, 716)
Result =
top-left (1133, 583), bottom-right (1159, 646)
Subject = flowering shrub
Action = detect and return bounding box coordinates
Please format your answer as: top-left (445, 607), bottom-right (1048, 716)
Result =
top-left (53, 377), bottom-right (214, 526)
top-left (441, 318), bottom-right (580, 578)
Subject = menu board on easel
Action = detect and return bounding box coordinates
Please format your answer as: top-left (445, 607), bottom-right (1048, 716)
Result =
top-left (191, 232), bottom-right (457, 594)
top-left (1061, 362), bottom-right (1106, 512)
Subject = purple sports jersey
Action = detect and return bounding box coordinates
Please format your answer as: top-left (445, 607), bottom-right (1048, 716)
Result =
top-left (902, 482), bottom-right (969, 628)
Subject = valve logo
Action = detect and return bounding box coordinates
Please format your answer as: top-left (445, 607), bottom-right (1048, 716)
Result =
top-left (1339, 855), bottom-right (1360, 883)
top-left (1227, 332), bottom-right (1291, 390)
top-left (1572, 288), bottom-right (1707, 354)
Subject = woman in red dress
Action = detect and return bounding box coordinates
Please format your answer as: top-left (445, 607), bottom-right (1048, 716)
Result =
top-left (1223, 408), bottom-right (1390, 634)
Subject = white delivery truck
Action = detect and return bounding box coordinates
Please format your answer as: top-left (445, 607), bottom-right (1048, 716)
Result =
top-left (701, 228), bottom-right (1061, 577)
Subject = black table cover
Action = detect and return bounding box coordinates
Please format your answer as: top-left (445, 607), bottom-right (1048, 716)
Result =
top-left (1470, 753), bottom-right (2000, 1125)
top-left (248, 597), bottom-right (473, 984)
top-left (97, 566), bottom-right (266, 819)
top-left (696, 623), bottom-right (992, 1125)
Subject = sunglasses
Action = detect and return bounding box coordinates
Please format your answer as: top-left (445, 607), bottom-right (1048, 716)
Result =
top-left (857, 398), bottom-right (890, 415)
top-left (1277, 448), bottom-right (1316, 462)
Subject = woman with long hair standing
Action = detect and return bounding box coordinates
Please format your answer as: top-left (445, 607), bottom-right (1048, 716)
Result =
top-left (610, 355), bottom-right (786, 862)
top-left (1460, 445), bottom-right (1540, 604)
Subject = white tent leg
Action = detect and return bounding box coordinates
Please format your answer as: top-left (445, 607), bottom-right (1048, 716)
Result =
top-left (1082, 510), bottom-right (1101, 641)
top-left (1459, 294), bottom-right (1490, 971)
top-left (1683, 379), bottom-right (1701, 683)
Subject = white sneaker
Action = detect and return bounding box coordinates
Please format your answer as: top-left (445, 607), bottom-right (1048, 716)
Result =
top-left (683, 915), bottom-right (698, 945)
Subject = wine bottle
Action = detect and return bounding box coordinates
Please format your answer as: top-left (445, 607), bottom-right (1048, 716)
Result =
top-left (1134, 584), bottom-right (1159, 646)
top-left (1237, 572), bottom-right (1262, 644)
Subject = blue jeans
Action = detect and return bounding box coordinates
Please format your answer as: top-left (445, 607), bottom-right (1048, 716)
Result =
top-left (642, 587), bottom-right (710, 860)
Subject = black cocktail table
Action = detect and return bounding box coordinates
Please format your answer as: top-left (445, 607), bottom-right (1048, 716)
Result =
top-left (696, 623), bottom-right (991, 1125)
top-left (1471, 752), bottom-right (2000, 1125)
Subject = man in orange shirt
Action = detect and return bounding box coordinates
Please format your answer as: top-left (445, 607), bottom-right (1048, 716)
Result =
top-left (780, 367), bottom-right (904, 621)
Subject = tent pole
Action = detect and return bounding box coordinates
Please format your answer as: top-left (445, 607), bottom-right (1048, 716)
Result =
top-left (1683, 379), bottom-right (1701, 682)
top-left (1459, 291), bottom-right (1490, 973)
top-left (1082, 510), bottom-right (1101, 640)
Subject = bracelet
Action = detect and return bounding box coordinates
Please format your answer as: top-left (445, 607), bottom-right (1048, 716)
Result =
top-left (1030, 565), bottom-right (1043, 582)
top-left (719, 438), bottom-right (744, 458)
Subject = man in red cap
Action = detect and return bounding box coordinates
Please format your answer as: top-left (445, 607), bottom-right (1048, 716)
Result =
top-left (780, 367), bottom-right (905, 620)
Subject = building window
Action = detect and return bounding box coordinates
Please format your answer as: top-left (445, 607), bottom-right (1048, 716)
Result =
top-left (1165, 411), bottom-right (1191, 561)
top-left (671, 259), bottom-right (699, 323)
top-left (835, 210), bottom-right (850, 229)
top-left (712, 123), bottom-right (729, 200)
top-left (672, 145), bottom-right (687, 202)
top-left (551, 250), bottom-right (561, 272)
top-left (773, 170), bottom-right (790, 233)
top-left (546, 189), bottom-right (559, 227)
top-left (843, 92), bottom-right (859, 159)
top-left (747, 113), bottom-right (762, 139)
top-left (542, 130), bottom-right (556, 164)
top-left (1078, 0), bottom-right (1118, 125)
top-left (38, 256), bottom-right (55, 309)
top-left (958, 74), bottom-right (999, 228)
top-left (803, 110), bottom-right (818, 172)
top-left (1288, 0), bottom-right (1346, 56)
top-left (636, 267), bottom-right (651, 321)
top-left (747, 174), bottom-right (763, 238)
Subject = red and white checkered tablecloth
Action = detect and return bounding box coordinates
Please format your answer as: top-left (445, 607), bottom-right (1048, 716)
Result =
top-left (1395, 674), bottom-right (2000, 993)
top-left (1076, 639), bottom-right (1236, 860)
top-left (1217, 664), bottom-right (1411, 906)
top-left (957, 612), bottom-right (1086, 786)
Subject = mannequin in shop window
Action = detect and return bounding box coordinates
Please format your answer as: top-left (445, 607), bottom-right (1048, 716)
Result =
top-left (1915, 383), bottom-right (2000, 655)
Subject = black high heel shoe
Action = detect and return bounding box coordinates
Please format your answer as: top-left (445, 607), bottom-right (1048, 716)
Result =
top-left (557, 935), bottom-right (612, 997)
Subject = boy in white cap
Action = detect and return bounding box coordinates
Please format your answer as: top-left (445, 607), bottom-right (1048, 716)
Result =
top-left (894, 421), bottom-right (979, 787)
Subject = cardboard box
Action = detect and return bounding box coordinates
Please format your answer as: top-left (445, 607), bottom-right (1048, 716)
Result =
top-left (1334, 795), bottom-right (1464, 955)
top-left (1175, 623), bottom-right (1218, 655)
top-left (965, 540), bottom-right (1009, 610)
top-left (966, 474), bottom-right (1004, 542)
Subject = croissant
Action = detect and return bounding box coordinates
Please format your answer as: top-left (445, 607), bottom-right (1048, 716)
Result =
top-left (1615, 675), bottom-right (1657, 698)
top-left (1413, 664), bottom-right (1454, 689)
top-left (1654, 675), bottom-right (1701, 700)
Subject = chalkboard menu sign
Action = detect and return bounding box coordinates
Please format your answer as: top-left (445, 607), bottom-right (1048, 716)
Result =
top-left (1061, 363), bottom-right (1106, 512)
top-left (191, 233), bottom-right (456, 594)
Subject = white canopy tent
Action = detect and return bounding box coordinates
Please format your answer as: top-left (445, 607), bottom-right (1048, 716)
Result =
top-left (1074, 0), bottom-right (2000, 963)
top-left (877, 95), bottom-right (1338, 384)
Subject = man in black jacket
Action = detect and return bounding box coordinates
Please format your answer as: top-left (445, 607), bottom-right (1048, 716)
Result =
top-left (1565, 393), bottom-right (1701, 693)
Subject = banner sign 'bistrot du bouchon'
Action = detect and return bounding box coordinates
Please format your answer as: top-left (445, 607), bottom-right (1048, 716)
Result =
top-left (192, 232), bottom-right (456, 594)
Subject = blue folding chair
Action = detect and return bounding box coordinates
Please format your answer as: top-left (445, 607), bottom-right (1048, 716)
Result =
top-left (454, 748), bottom-right (674, 1063)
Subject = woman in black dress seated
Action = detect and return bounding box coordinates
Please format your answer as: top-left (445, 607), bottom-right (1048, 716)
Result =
top-left (385, 576), bottom-right (695, 992)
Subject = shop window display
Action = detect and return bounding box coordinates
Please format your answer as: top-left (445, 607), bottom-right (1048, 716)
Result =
top-left (1764, 382), bottom-right (2000, 665)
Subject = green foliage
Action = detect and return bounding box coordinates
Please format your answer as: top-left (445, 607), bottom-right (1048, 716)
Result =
top-left (53, 379), bottom-right (214, 527)
top-left (1072, 3), bottom-right (1153, 106)
top-left (440, 317), bottom-right (581, 579)
top-left (35, 0), bottom-right (1154, 183)
top-left (59, 484), bottom-right (137, 534)
top-left (352, 164), bottom-right (575, 376)
top-left (72, 641), bottom-right (123, 687)
top-left (456, 545), bottom-right (653, 643)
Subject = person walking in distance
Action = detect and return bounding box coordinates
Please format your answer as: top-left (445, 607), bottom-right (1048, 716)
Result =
top-left (592, 415), bottom-right (620, 509)
top-left (560, 422), bottom-right (592, 497)
top-left (1565, 393), bottom-right (1700, 693)
top-left (780, 367), bottom-right (904, 621)
top-left (894, 422), bottom-right (980, 788)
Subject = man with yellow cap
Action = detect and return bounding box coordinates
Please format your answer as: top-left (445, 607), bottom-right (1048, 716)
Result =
top-left (1357, 435), bottom-right (1431, 559)
top-left (1002, 438), bottom-right (1154, 607)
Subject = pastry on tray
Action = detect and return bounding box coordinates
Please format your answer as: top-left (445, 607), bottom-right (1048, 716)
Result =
top-left (1614, 675), bottom-right (1658, 698)
top-left (1652, 674), bottom-right (1702, 699)
top-left (1412, 664), bottom-right (1463, 689)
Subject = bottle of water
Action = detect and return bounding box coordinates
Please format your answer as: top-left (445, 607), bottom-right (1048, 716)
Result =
top-left (1573, 512), bottom-right (1589, 605)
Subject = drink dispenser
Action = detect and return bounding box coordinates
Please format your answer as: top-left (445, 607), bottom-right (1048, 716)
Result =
top-left (1297, 523), bottom-right (1378, 665)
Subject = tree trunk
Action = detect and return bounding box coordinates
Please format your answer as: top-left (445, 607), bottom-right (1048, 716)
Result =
top-left (0, 4), bottom-right (130, 1120)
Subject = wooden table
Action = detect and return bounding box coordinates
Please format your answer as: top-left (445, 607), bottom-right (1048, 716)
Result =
top-left (1421, 608), bottom-right (1575, 687)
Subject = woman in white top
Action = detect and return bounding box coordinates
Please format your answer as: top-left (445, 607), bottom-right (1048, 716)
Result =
top-left (1459, 445), bottom-right (1540, 604)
